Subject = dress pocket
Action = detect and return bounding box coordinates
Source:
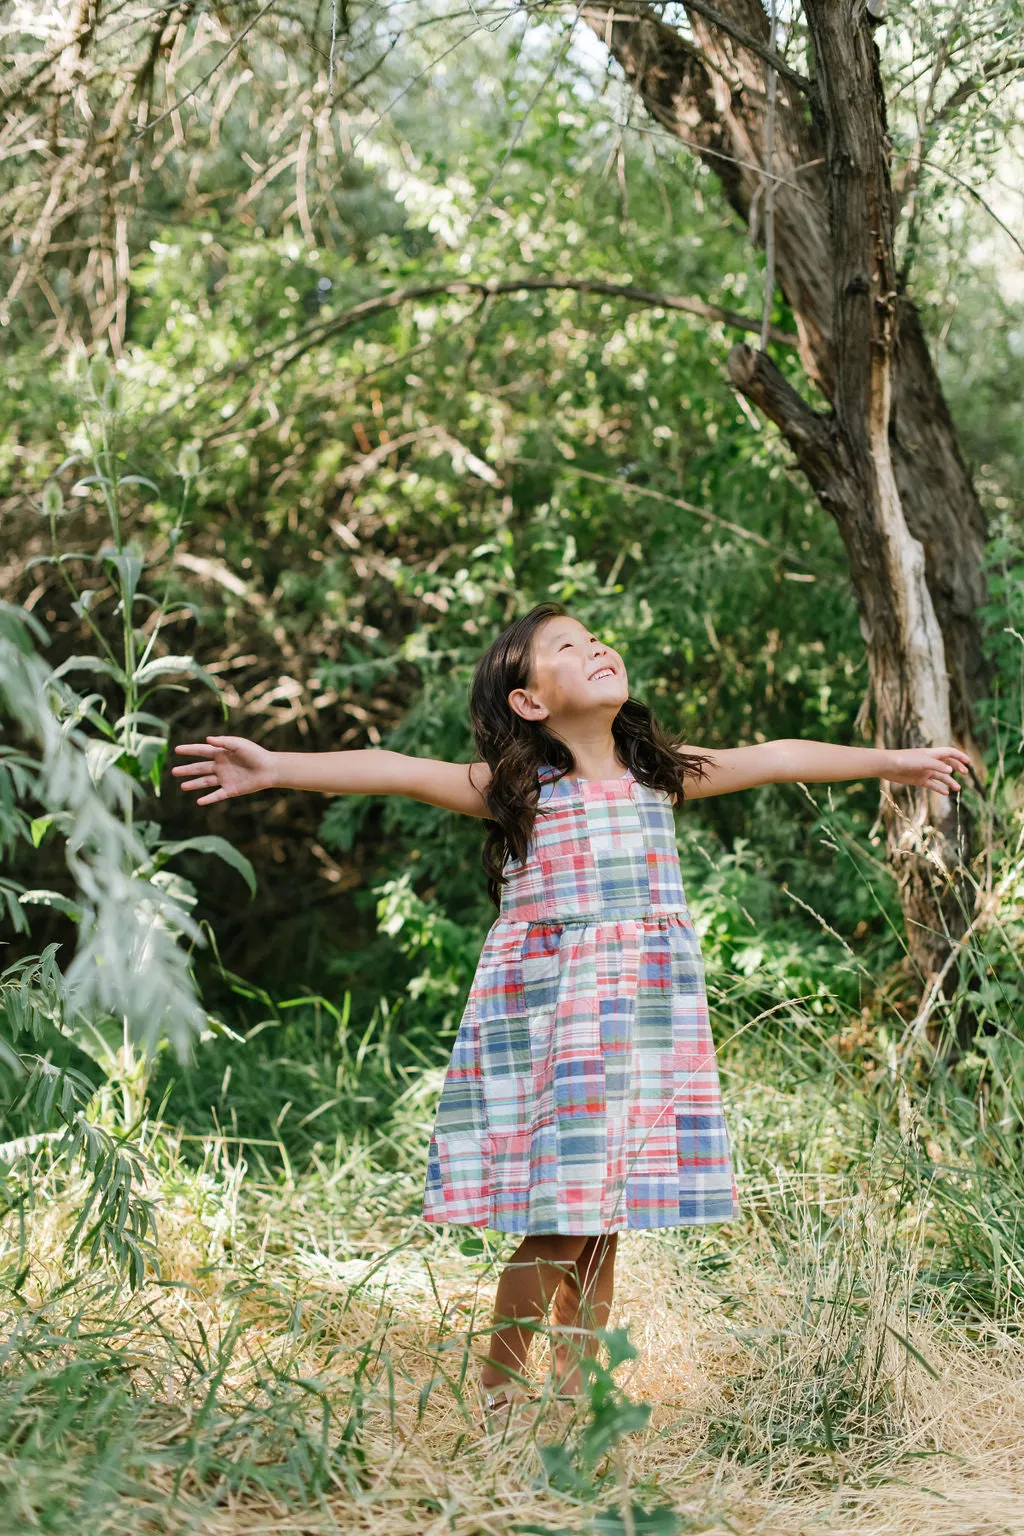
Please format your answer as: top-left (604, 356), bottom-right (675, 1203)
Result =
top-left (521, 922), bottom-right (564, 1013)
top-left (479, 1012), bottom-right (534, 1136)
top-left (668, 917), bottom-right (705, 994)
top-left (474, 925), bottom-right (533, 1138)
top-left (473, 923), bottom-right (527, 1022)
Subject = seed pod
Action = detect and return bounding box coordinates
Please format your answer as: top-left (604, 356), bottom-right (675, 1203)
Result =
top-left (89, 358), bottom-right (111, 399)
top-left (41, 482), bottom-right (64, 519)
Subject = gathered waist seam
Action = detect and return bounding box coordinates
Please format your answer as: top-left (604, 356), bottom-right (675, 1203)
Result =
top-left (496, 910), bottom-right (691, 927)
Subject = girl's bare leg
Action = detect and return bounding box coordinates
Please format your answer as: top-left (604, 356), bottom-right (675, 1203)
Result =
top-left (480, 1234), bottom-right (590, 1392)
top-left (548, 1233), bottom-right (618, 1395)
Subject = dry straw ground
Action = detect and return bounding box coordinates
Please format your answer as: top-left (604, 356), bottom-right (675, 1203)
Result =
top-left (4, 1105), bottom-right (1022, 1536)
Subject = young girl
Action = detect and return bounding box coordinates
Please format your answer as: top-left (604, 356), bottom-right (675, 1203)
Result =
top-left (173, 601), bottom-right (969, 1430)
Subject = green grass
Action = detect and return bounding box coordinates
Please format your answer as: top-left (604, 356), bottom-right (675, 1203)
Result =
top-left (3, 790), bottom-right (1024, 1534)
top-left (2, 988), bottom-right (1023, 1536)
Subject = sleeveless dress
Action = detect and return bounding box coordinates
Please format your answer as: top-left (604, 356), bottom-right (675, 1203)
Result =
top-left (422, 765), bottom-right (739, 1234)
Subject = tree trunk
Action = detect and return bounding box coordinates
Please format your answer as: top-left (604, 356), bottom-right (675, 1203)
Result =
top-left (583, 0), bottom-right (987, 996)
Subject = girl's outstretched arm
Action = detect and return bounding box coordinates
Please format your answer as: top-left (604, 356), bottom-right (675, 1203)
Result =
top-left (676, 739), bottom-right (971, 800)
top-left (173, 737), bottom-right (494, 818)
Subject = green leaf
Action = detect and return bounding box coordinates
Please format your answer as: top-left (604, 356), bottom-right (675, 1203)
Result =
top-left (84, 739), bottom-right (126, 785)
top-left (148, 740), bottom-right (169, 791)
top-left (601, 1326), bottom-right (639, 1371)
top-left (882, 1322), bottom-right (941, 1380)
top-left (24, 553), bottom-right (96, 573)
top-left (99, 544), bottom-right (145, 612)
top-left (592, 1506), bottom-right (681, 1536)
top-left (115, 475), bottom-right (161, 494)
top-left (79, 701), bottom-right (117, 739)
top-left (29, 816), bottom-right (54, 847)
top-left (199, 1014), bottom-right (246, 1044)
top-left (41, 482), bottom-right (64, 519)
top-left (133, 654), bottom-right (222, 698)
top-left (0, 1037), bottom-right (26, 1076)
top-left (46, 655), bottom-right (129, 687)
top-left (18, 889), bottom-right (84, 921)
top-left (115, 710), bottom-right (170, 733)
top-left (154, 835), bottom-right (257, 897)
top-left (66, 1013), bottom-right (124, 1070)
top-left (71, 589), bottom-right (103, 619)
top-left (118, 737), bottom-right (168, 784)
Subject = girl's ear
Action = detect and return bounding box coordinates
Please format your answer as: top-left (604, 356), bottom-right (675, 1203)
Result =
top-left (508, 687), bottom-right (549, 722)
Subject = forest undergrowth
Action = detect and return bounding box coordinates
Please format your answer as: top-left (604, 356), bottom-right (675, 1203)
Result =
top-left (3, 913), bottom-right (1024, 1536)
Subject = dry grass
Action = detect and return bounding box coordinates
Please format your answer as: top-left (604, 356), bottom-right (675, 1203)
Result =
top-left (3, 1128), bottom-right (1023, 1536)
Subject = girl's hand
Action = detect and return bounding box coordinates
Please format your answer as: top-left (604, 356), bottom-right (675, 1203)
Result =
top-left (172, 735), bottom-right (277, 805)
top-left (885, 746), bottom-right (972, 795)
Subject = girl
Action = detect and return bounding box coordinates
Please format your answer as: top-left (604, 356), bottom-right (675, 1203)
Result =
top-left (173, 601), bottom-right (969, 1431)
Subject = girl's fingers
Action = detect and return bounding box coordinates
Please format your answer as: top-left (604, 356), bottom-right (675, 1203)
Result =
top-left (171, 741), bottom-right (238, 804)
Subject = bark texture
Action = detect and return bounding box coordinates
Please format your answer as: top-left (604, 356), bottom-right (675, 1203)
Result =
top-left (583, 0), bottom-right (987, 990)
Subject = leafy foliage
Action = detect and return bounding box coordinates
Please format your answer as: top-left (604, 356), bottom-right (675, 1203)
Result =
top-left (0, 384), bottom-right (256, 1281)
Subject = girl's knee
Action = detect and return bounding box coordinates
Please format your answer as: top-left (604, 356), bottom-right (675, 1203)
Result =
top-left (517, 1234), bottom-right (590, 1264)
top-left (579, 1233), bottom-right (618, 1257)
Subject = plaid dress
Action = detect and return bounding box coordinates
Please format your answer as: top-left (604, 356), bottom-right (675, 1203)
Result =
top-left (422, 765), bottom-right (739, 1234)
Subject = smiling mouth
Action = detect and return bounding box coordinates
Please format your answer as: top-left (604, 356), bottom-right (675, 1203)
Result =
top-left (589, 667), bottom-right (616, 682)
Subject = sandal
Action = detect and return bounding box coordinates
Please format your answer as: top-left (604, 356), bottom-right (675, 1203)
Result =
top-left (478, 1380), bottom-right (542, 1435)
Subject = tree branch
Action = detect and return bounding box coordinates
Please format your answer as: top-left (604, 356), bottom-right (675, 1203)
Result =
top-left (933, 48), bottom-right (1024, 126)
top-left (680, 0), bottom-right (811, 93)
top-left (577, 1), bottom-right (810, 93)
top-left (583, 0), bottom-right (833, 392)
top-left (726, 342), bottom-right (839, 487)
top-left (510, 452), bottom-right (814, 565)
top-left (284, 275), bottom-right (800, 363)
top-left (154, 274), bottom-right (800, 423)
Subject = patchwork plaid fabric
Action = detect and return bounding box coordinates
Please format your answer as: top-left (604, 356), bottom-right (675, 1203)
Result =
top-left (423, 766), bottom-right (739, 1234)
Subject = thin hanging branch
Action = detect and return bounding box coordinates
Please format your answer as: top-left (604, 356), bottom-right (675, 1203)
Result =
top-left (134, 0), bottom-right (281, 139)
top-left (759, 0), bottom-right (778, 353)
top-left (327, 0), bottom-right (339, 95)
top-left (465, 0), bottom-right (586, 228)
top-left (680, 0), bottom-right (811, 91)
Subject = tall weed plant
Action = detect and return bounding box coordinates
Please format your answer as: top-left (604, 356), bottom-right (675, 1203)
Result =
top-left (0, 361), bottom-right (255, 1283)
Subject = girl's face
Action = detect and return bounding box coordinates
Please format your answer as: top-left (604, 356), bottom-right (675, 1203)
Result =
top-left (508, 614), bottom-right (629, 723)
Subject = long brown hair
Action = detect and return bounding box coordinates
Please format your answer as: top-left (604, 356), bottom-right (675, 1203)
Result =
top-left (470, 602), bottom-right (712, 906)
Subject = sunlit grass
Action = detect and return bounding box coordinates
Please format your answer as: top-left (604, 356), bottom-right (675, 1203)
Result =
top-left (3, 998), bottom-right (1023, 1536)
